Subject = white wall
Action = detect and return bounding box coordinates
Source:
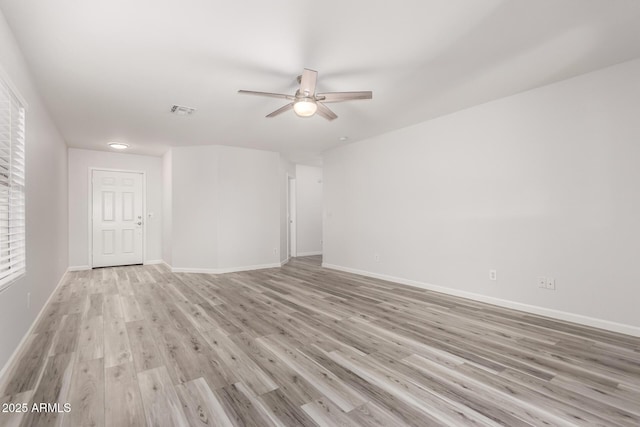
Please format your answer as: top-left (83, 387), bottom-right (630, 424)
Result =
top-left (324, 58), bottom-right (640, 335)
top-left (168, 145), bottom-right (280, 272)
top-left (0, 11), bottom-right (68, 373)
top-left (279, 157), bottom-right (295, 263)
top-left (295, 165), bottom-right (323, 256)
top-left (170, 146), bottom-right (219, 270)
top-left (217, 146), bottom-right (280, 269)
top-left (68, 148), bottom-right (163, 268)
top-left (162, 149), bottom-right (172, 264)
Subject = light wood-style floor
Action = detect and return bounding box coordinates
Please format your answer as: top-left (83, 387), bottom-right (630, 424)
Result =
top-left (1, 256), bottom-right (639, 426)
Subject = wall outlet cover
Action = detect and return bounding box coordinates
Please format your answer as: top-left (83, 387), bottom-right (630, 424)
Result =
top-left (489, 270), bottom-right (497, 281)
top-left (546, 278), bottom-right (556, 290)
top-left (538, 277), bottom-right (547, 288)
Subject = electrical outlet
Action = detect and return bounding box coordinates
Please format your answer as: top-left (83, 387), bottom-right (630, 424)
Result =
top-left (27, 292), bottom-right (31, 309)
top-left (489, 270), bottom-right (497, 281)
top-left (273, 247), bottom-right (277, 255)
top-left (538, 277), bottom-right (547, 288)
top-left (374, 253), bottom-right (380, 262)
top-left (546, 277), bottom-right (556, 290)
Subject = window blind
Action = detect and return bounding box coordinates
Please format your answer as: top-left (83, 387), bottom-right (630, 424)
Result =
top-left (0, 76), bottom-right (26, 291)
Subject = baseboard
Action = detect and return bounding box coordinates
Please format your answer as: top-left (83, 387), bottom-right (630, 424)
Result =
top-left (322, 263), bottom-right (640, 338)
top-left (67, 265), bottom-right (90, 271)
top-left (216, 263), bottom-right (282, 274)
top-left (280, 257), bottom-right (291, 266)
top-left (0, 269), bottom-right (69, 385)
top-left (71, 261), bottom-right (164, 269)
top-left (171, 262), bottom-right (282, 274)
top-left (297, 251), bottom-right (323, 257)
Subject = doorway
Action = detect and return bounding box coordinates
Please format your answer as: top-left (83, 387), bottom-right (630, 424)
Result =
top-left (287, 176), bottom-right (296, 258)
top-left (91, 169), bottom-right (144, 268)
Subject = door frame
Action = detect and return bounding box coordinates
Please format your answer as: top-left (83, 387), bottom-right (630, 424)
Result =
top-left (287, 175), bottom-right (297, 258)
top-left (88, 167), bottom-right (147, 268)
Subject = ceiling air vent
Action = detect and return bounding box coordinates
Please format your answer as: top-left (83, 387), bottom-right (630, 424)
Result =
top-left (170, 105), bottom-right (196, 116)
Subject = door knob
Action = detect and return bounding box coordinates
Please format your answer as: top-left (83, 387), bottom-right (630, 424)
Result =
top-left (137, 221), bottom-right (142, 226)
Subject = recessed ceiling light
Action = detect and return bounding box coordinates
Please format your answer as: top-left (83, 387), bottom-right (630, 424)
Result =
top-left (339, 136), bottom-right (349, 141)
top-left (108, 142), bottom-right (129, 150)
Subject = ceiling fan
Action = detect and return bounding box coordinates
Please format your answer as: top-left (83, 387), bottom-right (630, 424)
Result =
top-left (238, 68), bottom-right (372, 121)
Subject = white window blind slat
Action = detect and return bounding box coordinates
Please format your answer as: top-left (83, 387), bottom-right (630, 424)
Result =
top-left (0, 252), bottom-right (25, 265)
top-left (0, 261), bottom-right (26, 274)
top-left (0, 75), bottom-right (26, 292)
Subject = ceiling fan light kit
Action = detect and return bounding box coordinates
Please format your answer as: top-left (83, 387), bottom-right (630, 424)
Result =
top-left (293, 99), bottom-right (317, 117)
top-left (239, 68), bottom-right (372, 121)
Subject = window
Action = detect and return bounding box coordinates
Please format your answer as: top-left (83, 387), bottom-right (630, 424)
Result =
top-left (0, 74), bottom-right (26, 291)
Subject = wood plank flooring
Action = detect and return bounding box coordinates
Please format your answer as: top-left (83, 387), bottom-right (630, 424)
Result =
top-left (1, 256), bottom-right (639, 426)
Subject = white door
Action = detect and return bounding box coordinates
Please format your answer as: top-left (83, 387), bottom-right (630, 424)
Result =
top-left (92, 170), bottom-right (144, 267)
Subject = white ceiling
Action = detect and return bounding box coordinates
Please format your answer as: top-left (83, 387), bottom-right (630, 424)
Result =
top-left (1, 0), bottom-right (640, 165)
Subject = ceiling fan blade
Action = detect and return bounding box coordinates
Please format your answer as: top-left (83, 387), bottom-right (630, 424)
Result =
top-left (316, 91), bottom-right (372, 103)
top-left (266, 103), bottom-right (294, 118)
top-left (238, 90), bottom-right (294, 100)
top-left (316, 102), bottom-right (338, 121)
top-left (299, 69), bottom-right (318, 97)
